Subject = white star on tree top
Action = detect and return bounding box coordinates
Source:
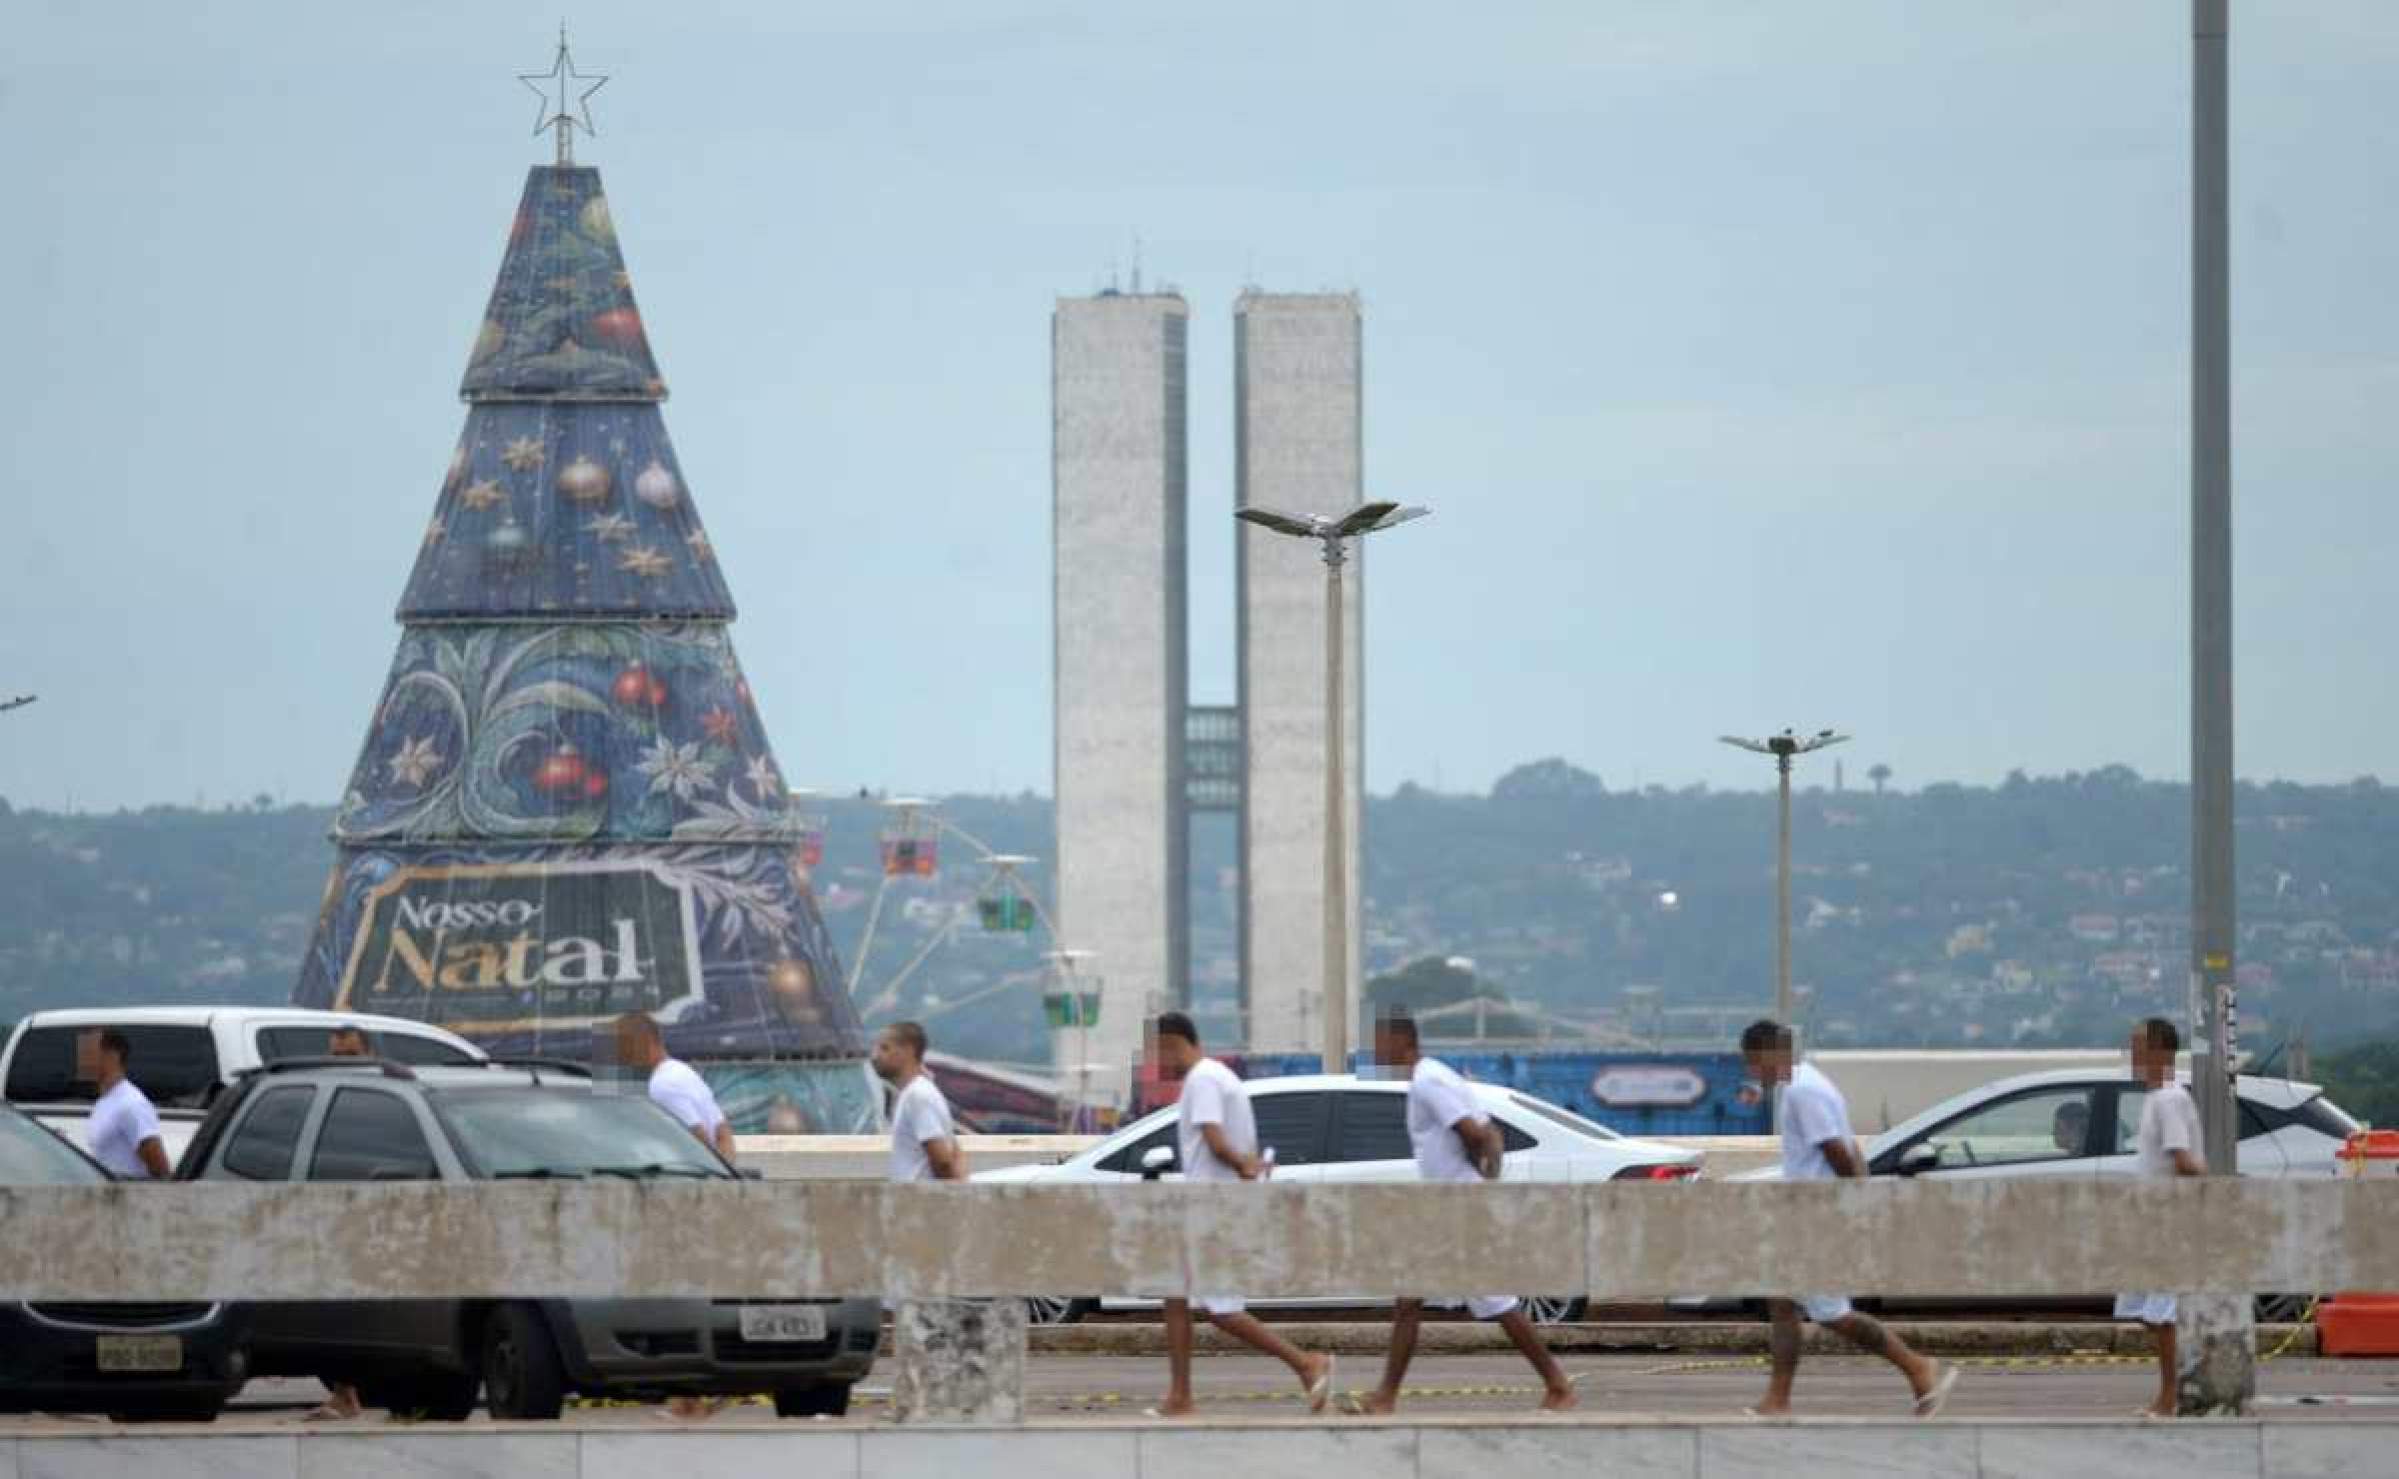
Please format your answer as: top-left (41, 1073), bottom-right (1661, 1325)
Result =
top-left (519, 26), bottom-right (608, 166)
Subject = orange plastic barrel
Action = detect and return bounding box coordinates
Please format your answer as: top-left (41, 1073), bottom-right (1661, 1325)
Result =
top-left (2318, 1130), bottom-right (2399, 1355)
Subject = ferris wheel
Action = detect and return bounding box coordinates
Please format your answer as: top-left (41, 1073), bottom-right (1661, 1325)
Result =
top-left (793, 792), bottom-right (1066, 1031)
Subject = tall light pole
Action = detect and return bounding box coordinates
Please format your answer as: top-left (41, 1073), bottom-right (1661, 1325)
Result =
top-left (1720, 730), bottom-right (1849, 1027)
top-left (2190, 0), bottom-right (2237, 1179)
top-left (1235, 499), bottom-right (1429, 1073)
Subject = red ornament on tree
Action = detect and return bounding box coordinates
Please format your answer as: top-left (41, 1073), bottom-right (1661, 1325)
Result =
top-left (582, 771), bottom-right (609, 801)
top-left (612, 662), bottom-right (665, 709)
top-left (588, 307), bottom-right (645, 350)
top-left (532, 744), bottom-right (587, 795)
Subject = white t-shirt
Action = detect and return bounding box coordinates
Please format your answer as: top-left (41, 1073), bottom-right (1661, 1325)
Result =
top-left (1407, 1057), bottom-right (1488, 1185)
top-left (1779, 1062), bottom-right (1855, 1182)
top-left (888, 1074), bottom-right (957, 1183)
top-left (89, 1078), bottom-right (164, 1179)
top-left (1175, 1058), bottom-right (1256, 1182)
top-left (2135, 1081), bottom-right (2202, 1179)
top-left (647, 1058), bottom-right (728, 1139)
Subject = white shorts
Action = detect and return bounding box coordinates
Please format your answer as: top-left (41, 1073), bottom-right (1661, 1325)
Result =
top-left (1431, 1296), bottom-right (1521, 1321)
top-left (1197, 1296), bottom-right (1245, 1317)
top-left (1796, 1294), bottom-right (1854, 1324)
top-left (2115, 1292), bottom-right (2177, 1326)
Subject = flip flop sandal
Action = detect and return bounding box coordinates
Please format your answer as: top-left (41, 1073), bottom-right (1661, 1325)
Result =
top-left (1913, 1364), bottom-right (1961, 1419)
top-left (1306, 1357), bottom-right (1337, 1415)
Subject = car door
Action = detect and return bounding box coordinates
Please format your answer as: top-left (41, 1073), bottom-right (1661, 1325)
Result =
top-left (295, 1087), bottom-right (456, 1362)
top-left (1315, 1089), bottom-right (1416, 1185)
top-left (1885, 1082), bottom-right (2110, 1182)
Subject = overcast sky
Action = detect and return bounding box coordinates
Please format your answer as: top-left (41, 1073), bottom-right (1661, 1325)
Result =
top-left (3, 1), bottom-right (2393, 812)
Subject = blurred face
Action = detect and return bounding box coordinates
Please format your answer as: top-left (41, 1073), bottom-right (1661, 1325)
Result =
top-left (1743, 1043), bottom-right (1793, 1089)
top-left (329, 1029), bottom-right (369, 1058)
top-left (2128, 1028), bottom-right (2173, 1084)
top-left (1149, 1029), bottom-right (1199, 1079)
top-left (871, 1029), bottom-right (917, 1084)
top-left (614, 1019), bottom-right (661, 1072)
top-left (2053, 1104), bottom-right (2089, 1152)
top-left (1372, 1022), bottom-right (1412, 1067)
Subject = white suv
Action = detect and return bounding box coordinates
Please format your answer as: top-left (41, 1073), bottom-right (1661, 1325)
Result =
top-left (2, 1007), bottom-right (487, 1169)
top-left (974, 1072), bottom-right (1704, 1324)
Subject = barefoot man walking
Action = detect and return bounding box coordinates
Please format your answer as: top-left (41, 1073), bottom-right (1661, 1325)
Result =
top-left (1740, 1018), bottom-right (1958, 1418)
top-left (1357, 1009), bottom-right (1577, 1415)
top-left (1149, 1012), bottom-right (1334, 1418)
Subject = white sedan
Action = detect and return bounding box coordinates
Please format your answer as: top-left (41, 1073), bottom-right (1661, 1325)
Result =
top-left (974, 1072), bottom-right (1704, 1324)
top-left (1731, 1068), bottom-right (2357, 1184)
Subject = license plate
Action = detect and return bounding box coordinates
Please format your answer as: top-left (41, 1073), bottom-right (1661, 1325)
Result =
top-left (95, 1335), bottom-right (182, 1373)
top-left (737, 1305), bottom-right (827, 1343)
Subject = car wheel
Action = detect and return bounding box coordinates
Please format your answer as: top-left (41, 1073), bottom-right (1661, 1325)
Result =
top-left (481, 1303), bottom-right (566, 1421)
top-left (1520, 1296), bottom-right (1588, 1326)
top-left (1022, 1296), bottom-right (1094, 1326)
top-left (380, 1368), bottom-right (480, 1422)
top-left (773, 1383), bottom-right (852, 1418)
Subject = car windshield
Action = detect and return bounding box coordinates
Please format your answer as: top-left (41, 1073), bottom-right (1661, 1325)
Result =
top-left (1507, 1093), bottom-right (1623, 1143)
top-left (432, 1088), bottom-right (732, 1180)
top-left (0, 1109), bottom-right (107, 1184)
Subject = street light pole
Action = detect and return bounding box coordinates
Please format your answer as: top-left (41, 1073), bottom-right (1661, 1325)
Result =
top-left (2190, 0), bottom-right (2238, 1179)
top-left (1322, 535), bottom-right (1349, 1073)
top-left (1236, 499), bottom-right (1429, 1074)
top-left (1720, 730), bottom-right (1849, 1029)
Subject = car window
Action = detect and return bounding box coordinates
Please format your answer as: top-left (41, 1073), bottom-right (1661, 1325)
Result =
top-left (1920, 1086), bottom-right (2100, 1169)
top-left (4, 1024), bottom-right (222, 1108)
top-left (431, 1088), bottom-right (730, 1178)
top-left (307, 1088), bottom-right (438, 1181)
top-left (259, 1027), bottom-right (348, 1063)
top-left (2115, 1087), bottom-right (2274, 1152)
top-left (375, 1032), bottom-right (481, 1067)
top-left (1329, 1092), bottom-right (1413, 1162)
top-left (1096, 1119), bottom-right (1178, 1175)
top-left (1250, 1092), bottom-right (1329, 1167)
top-left (0, 1107), bottom-right (107, 1184)
top-left (221, 1086), bottom-right (316, 1181)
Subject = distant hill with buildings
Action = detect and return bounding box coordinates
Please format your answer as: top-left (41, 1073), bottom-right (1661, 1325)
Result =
top-left (4, 765), bottom-right (2396, 1065)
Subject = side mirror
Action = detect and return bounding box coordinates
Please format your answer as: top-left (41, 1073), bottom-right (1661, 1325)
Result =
top-left (1894, 1143), bottom-right (1939, 1178)
top-left (1139, 1144), bottom-right (1177, 1181)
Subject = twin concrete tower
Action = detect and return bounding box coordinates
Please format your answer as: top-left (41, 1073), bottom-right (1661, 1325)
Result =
top-left (1052, 291), bottom-right (1366, 1099)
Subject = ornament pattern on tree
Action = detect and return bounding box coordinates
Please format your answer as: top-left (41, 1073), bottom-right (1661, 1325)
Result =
top-left (462, 167), bottom-right (664, 401)
top-left (334, 623), bottom-right (796, 846)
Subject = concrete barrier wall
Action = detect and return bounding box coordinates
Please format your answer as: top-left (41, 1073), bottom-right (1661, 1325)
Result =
top-left (730, 1134), bottom-right (1781, 1180)
top-left (0, 1180), bottom-right (2390, 1302)
top-left (0, 1419), bottom-right (2387, 1479)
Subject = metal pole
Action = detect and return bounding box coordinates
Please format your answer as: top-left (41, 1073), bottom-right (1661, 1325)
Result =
top-left (1322, 537), bottom-right (1350, 1074)
top-left (1776, 752), bottom-right (1793, 1027)
top-left (2191, 0), bottom-right (2238, 1175)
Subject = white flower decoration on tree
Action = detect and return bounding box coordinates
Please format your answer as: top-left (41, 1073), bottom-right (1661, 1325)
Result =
top-left (637, 737), bottom-right (717, 801)
top-left (742, 754), bottom-right (782, 800)
top-left (384, 734), bottom-right (445, 789)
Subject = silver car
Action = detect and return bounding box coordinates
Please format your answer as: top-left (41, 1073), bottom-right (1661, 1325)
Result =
top-left (178, 1060), bottom-right (878, 1418)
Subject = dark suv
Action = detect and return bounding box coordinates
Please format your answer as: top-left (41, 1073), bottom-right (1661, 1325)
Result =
top-left (0, 1102), bottom-right (252, 1420)
top-left (177, 1059), bottom-right (878, 1419)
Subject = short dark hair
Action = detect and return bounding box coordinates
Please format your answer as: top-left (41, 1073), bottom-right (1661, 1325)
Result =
top-left (885, 1021), bottom-right (928, 1058)
top-left (614, 1011), bottom-right (662, 1043)
top-left (1376, 1008), bottom-right (1419, 1046)
top-left (1739, 1019), bottom-right (1792, 1055)
top-left (1153, 1011), bottom-right (1199, 1046)
top-left (97, 1028), bottom-right (131, 1062)
top-left (2138, 1017), bottom-right (2179, 1053)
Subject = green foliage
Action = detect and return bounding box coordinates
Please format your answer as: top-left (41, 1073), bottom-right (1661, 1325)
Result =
top-left (2317, 1039), bottom-right (2399, 1129)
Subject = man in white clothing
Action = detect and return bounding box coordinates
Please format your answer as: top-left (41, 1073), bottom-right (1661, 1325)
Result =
top-left (2119, 1016), bottom-right (2205, 1419)
top-left (1148, 1012), bottom-right (1333, 1417)
top-left (1741, 1018), bottom-right (1956, 1418)
top-left (1358, 1010), bottom-right (1577, 1414)
top-left (85, 1030), bottom-right (170, 1180)
top-left (613, 1011), bottom-right (737, 1164)
top-left (873, 1021), bottom-right (962, 1182)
